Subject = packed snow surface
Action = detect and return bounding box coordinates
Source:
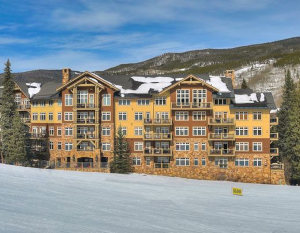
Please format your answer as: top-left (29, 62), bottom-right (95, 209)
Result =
top-left (25, 82), bottom-right (41, 98)
top-left (1, 164), bottom-right (300, 233)
top-left (206, 76), bottom-right (230, 93)
top-left (235, 93), bottom-right (259, 104)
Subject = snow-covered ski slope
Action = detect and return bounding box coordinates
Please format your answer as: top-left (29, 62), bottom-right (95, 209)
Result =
top-left (0, 164), bottom-right (300, 233)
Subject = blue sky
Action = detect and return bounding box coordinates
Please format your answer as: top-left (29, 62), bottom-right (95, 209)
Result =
top-left (0, 0), bottom-right (299, 72)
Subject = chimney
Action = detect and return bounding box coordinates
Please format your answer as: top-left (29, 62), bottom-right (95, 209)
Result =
top-left (62, 68), bottom-right (71, 85)
top-left (225, 70), bottom-right (235, 88)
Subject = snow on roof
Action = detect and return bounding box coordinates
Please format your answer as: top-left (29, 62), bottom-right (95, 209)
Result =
top-left (131, 76), bottom-right (174, 83)
top-left (206, 76), bottom-right (230, 93)
top-left (260, 93), bottom-right (265, 102)
top-left (26, 82), bottom-right (41, 98)
top-left (270, 108), bottom-right (280, 114)
top-left (89, 77), bottom-right (99, 83)
top-left (235, 93), bottom-right (258, 104)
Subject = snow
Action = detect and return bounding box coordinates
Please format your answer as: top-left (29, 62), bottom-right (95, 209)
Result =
top-left (175, 78), bottom-right (183, 81)
top-left (89, 77), bottom-right (99, 83)
top-left (1, 164), bottom-right (300, 233)
top-left (206, 76), bottom-right (230, 93)
top-left (131, 76), bottom-right (174, 83)
top-left (235, 93), bottom-right (258, 104)
top-left (260, 93), bottom-right (265, 102)
top-left (26, 82), bottom-right (41, 98)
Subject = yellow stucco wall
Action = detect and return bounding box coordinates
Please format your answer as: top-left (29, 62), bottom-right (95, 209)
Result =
top-left (31, 99), bottom-right (62, 123)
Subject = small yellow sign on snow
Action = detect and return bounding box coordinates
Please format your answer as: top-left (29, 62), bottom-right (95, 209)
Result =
top-left (232, 187), bottom-right (243, 196)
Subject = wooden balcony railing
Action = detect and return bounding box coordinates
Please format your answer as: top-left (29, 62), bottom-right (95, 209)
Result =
top-left (144, 133), bottom-right (172, 140)
top-left (76, 118), bottom-right (97, 124)
top-left (208, 149), bottom-right (235, 156)
top-left (270, 148), bottom-right (279, 156)
top-left (208, 118), bottom-right (235, 125)
top-left (271, 163), bottom-right (284, 170)
top-left (154, 163), bottom-right (170, 168)
top-left (171, 102), bottom-right (213, 110)
top-left (270, 117), bottom-right (278, 125)
top-left (30, 133), bottom-right (47, 139)
top-left (144, 148), bottom-right (172, 156)
top-left (77, 147), bottom-right (95, 151)
top-left (144, 119), bottom-right (172, 125)
top-left (76, 134), bottom-right (96, 139)
top-left (208, 133), bottom-right (235, 140)
top-left (76, 103), bottom-right (97, 108)
top-left (21, 118), bottom-right (31, 123)
top-left (270, 133), bottom-right (279, 140)
top-left (17, 104), bottom-right (31, 110)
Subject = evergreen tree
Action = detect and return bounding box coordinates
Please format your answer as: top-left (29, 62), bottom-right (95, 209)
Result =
top-left (241, 78), bottom-right (248, 89)
top-left (0, 60), bottom-right (16, 162)
top-left (110, 127), bottom-right (132, 173)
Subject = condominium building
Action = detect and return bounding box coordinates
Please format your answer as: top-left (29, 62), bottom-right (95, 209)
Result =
top-left (9, 69), bottom-right (284, 184)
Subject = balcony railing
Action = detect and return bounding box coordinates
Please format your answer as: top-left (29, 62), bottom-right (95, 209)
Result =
top-left (270, 133), bottom-right (279, 140)
top-left (154, 163), bottom-right (170, 168)
top-left (144, 119), bottom-right (172, 125)
top-left (208, 149), bottom-right (235, 156)
top-left (144, 133), bottom-right (172, 140)
top-left (208, 118), bottom-right (235, 125)
top-left (270, 117), bottom-right (278, 125)
top-left (171, 102), bottom-right (212, 110)
top-left (17, 104), bottom-right (31, 110)
top-left (271, 163), bottom-right (284, 170)
top-left (21, 118), bottom-right (31, 123)
top-left (144, 148), bottom-right (172, 156)
top-left (270, 148), bottom-right (279, 156)
top-left (76, 118), bottom-right (97, 124)
top-left (30, 133), bottom-right (47, 139)
top-left (76, 103), bottom-right (97, 108)
top-left (77, 147), bottom-right (95, 151)
top-left (76, 133), bottom-right (96, 139)
top-left (208, 133), bottom-right (235, 140)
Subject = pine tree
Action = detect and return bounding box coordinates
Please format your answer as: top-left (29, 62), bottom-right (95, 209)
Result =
top-left (110, 127), bottom-right (132, 173)
top-left (241, 78), bottom-right (248, 89)
top-left (0, 60), bottom-right (16, 162)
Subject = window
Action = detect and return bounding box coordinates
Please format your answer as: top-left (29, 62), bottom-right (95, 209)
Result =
top-left (253, 112), bottom-right (262, 120)
top-left (118, 112), bottom-right (127, 121)
top-left (253, 142), bottom-right (263, 151)
top-left (65, 127), bottom-right (73, 136)
top-left (57, 127), bottom-right (62, 136)
top-left (48, 100), bottom-right (53, 106)
top-left (214, 99), bottom-right (227, 105)
top-left (32, 101), bottom-right (38, 107)
top-left (155, 97), bottom-right (166, 105)
top-left (77, 90), bottom-right (87, 104)
top-left (175, 111), bottom-right (189, 121)
top-left (49, 127), bottom-right (54, 136)
top-left (102, 127), bottom-right (111, 136)
top-left (176, 158), bottom-right (190, 166)
top-left (32, 113), bottom-right (38, 120)
top-left (121, 127), bottom-right (127, 136)
top-left (194, 158), bottom-right (199, 166)
top-left (236, 127), bottom-right (248, 136)
top-left (146, 157), bottom-right (151, 166)
top-left (65, 94), bottom-right (73, 106)
top-left (193, 111), bottom-right (206, 121)
top-left (102, 112), bottom-right (111, 121)
top-left (57, 112), bottom-right (62, 121)
top-left (235, 158), bottom-right (249, 167)
top-left (235, 112), bottom-right (248, 120)
top-left (118, 99), bottom-right (131, 105)
top-left (137, 99), bottom-right (150, 105)
top-left (134, 142), bottom-right (143, 151)
top-left (135, 112), bottom-right (143, 121)
top-left (65, 143), bottom-right (73, 151)
top-left (15, 93), bottom-right (21, 104)
top-left (40, 101), bottom-right (46, 107)
top-left (201, 143), bottom-right (206, 151)
top-left (49, 142), bottom-right (53, 150)
top-left (49, 113), bottom-right (53, 121)
top-left (193, 89), bottom-right (207, 103)
top-left (194, 143), bottom-right (199, 151)
top-left (235, 142), bottom-right (249, 151)
top-left (102, 94), bottom-right (111, 106)
top-left (215, 158), bottom-right (228, 168)
top-left (201, 157), bottom-right (206, 166)
top-left (253, 158), bottom-right (262, 167)
top-left (175, 127), bottom-right (189, 136)
top-left (102, 143), bottom-right (111, 151)
top-left (175, 143), bottom-right (190, 151)
top-left (64, 112), bottom-right (73, 121)
top-left (58, 99), bottom-right (62, 106)
top-left (57, 142), bottom-right (62, 150)
top-left (176, 89), bottom-right (190, 106)
top-left (134, 127), bottom-right (143, 136)
top-left (253, 127), bottom-right (262, 136)
top-left (193, 127), bottom-right (206, 136)
top-left (40, 113), bottom-right (46, 121)
top-left (133, 157), bottom-right (141, 166)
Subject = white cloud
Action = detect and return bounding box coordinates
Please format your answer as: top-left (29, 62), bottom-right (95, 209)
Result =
top-left (0, 37), bottom-right (33, 45)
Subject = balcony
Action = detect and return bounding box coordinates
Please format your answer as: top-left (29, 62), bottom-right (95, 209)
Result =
top-left (208, 118), bottom-right (235, 125)
top-left (171, 102), bottom-right (213, 110)
top-left (30, 133), bottom-right (47, 139)
top-left (17, 104), bottom-right (30, 111)
top-left (270, 148), bottom-right (279, 156)
top-left (154, 163), bottom-right (170, 168)
top-left (76, 103), bottom-right (97, 109)
top-left (208, 149), bottom-right (235, 157)
top-left (144, 133), bottom-right (172, 141)
top-left (208, 133), bottom-right (235, 141)
top-left (144, 148), bottom-right (172, 156)
top-left (144, 118), bottom-right (172, 125)
top-left (270, 117), bottom-right (278, 126)
top-left (76, 133), bottom-right (96, 139)
top-left (271, 163), bottom-right (284, 170)
top-left (77, 147), bottom-right (95, 151)
top-left (76, 118), bottom-right (97, 124)
top-left (270, 133), bottom-right (279, 141)
top-left (21, 118), bottom-right (31, 123)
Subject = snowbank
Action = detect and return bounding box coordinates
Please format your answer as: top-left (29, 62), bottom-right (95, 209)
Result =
top-left (206, 76), bottom-right (230, 93)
